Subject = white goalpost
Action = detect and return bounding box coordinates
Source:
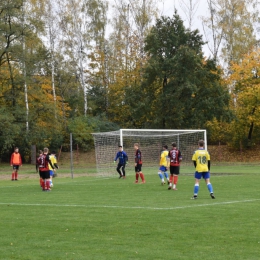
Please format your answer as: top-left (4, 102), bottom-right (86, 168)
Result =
top-left (92, 129), bottom-right (207, 176)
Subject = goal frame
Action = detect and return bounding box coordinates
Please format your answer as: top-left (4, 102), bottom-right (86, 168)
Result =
top-left (119, 129), bottom-right (207, 150)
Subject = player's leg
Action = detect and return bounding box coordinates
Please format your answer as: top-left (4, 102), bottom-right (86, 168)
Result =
top-left (168, 166), bottom-right (174, 189)
top-left (135, 165), bottom-right (139, 183)
top-left (49, 170), bottom-right (54, 187)
top-left (14, 166), bottom-right (19, 180)
top-left (45, 171), bottom-right (51, 191)
top-left (172, 166), bottom-right (180, 190)
top-left (41, 171), bottom-right (46, 191)
top-left (204, 173), bottom-right (215, 199)
top-left (117, 164), bottom-right (123, 178)
top-left (39, 170), bottom-right (43, 188)
top-left (164, 168), bottom-right (169, 184)
top-left (139, 165), bottom-right (145, 183)
top-left (11, 166), bottom-right (15, 181)
top-left (158, 166), bottom-right (165, 185)
top-left (121, 164), bottom-right (126, 178)
top-left (191, 172), bottom-right (201, 199)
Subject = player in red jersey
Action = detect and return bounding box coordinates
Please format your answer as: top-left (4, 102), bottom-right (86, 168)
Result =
top-left (168, 142), bottom-right (182, 190)
top-left (37, 148), bottom-right (54, 191)
top-left (10, 147), bottom-right (22, 181)
top-left (134, 143), bottom-right (145, 184)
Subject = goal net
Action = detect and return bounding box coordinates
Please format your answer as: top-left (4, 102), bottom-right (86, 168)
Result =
top-left (92, 129), bottom-right (207, 176)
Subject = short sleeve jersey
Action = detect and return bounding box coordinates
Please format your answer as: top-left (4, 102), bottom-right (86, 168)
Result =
top-left (160, 150), bottom-right (168, 167)
top-left (168, 149), bottom-right (182, 166)
top-left (48, 155), bottom-right (57, 170)
top-left (192, 149), bottom-right (210, 172)
top-left (135, 149), bottom-right (142, 164)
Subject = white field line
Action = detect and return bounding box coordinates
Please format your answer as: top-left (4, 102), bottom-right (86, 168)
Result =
top-left (0, 174), bottom-right (243, 188)
top-left (0, 199), bottom-right (259, 211)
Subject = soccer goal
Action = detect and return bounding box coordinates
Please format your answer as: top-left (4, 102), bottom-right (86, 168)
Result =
top-left (92, 129), bottom-right (207, 176)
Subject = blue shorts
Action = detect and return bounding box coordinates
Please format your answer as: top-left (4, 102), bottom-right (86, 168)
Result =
top-left (49, 170), bottom-right (54, 177)
top-left (159, 166), bottom-right (167, 172)
top-left (195, 171), bottom-right (210, 179)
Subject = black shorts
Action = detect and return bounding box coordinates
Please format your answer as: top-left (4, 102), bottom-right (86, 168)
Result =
top-left (13, 165), bottom-right (20, 170)
top-left (41, 170), bottom-right (50, 179)
top-left (170, 166), bottom-right (180, 175)
top-left (135, 164), bottom-right (142, 172)
top-left (39, 170), bottom-right (43, 178)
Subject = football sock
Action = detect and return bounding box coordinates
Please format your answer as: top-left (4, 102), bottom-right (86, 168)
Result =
top-left (169, 175), bottom-right (173, 183)
top-left (194, 183), bottom-right (199, 195)
top-left (46, 180), bottom-right (50, 190)
top-left (14, 172), bottom-right (18, 179)
top-left (135, 173), bottom-right (139, 181)
top-left (11, 173), bottom-right (15, 180)
top-left (140, 172), bottom-right (145, 181)
top-left (164, 172), bottom-right (169, 179)
top-left (207, 183), bottom-right (213, 193)
top-left (158, 172), bottom-right (163, 180)
top-left (173, 175), bottom-right (178, 185)
top-left (41, 180), bottom-right (45, 190)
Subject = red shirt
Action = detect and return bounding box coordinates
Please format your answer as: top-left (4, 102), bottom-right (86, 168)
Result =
top-left (168, 148), bottom-right (182, 166)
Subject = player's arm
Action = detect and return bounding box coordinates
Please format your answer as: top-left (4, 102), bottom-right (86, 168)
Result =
top-left (166, 156), bottom-right (170, 168)
top-left (193, 161), bottom-right (197, 168)
top-left (47, 156), bottom-right (55, 169)
top-left (178, 151), bottom-right (183, 163)
top-left (114, 152), bottom-right (119, 162)
top-left (19, 154), bottom-right (22, 166)
top-left (192, 152), bottom-right (196, 168)
top-left (124, 152), bottom-right (128, 163)
top-left (10, 153), bottom-right (13, 166)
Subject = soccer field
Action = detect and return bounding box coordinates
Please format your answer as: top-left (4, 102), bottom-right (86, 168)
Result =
top-left (0, 165), bottom-right (260, 260)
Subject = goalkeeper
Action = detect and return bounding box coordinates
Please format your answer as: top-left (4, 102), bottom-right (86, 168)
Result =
top-left (114, 145), bottom-right (128, 179)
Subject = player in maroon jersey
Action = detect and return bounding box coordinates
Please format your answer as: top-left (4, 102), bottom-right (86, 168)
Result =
top-left (168, 142), bottom-right (182, 190)
top-left (37, 148), bottom-right (54, 191)
top-left (134, 143), bottom-right (145, 184)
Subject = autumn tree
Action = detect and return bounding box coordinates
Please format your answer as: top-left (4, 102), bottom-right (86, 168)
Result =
top-left (201, 0), bottom-right (259, 66)
top-left (226, 48), bottom-right (260, 148)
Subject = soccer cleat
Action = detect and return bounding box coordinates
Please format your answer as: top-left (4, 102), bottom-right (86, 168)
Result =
top-left (191, 195), bottom-right (198, 199)
top-left (141, 180), bottom-right (146, 184)
top-left (119, 175), bottom-right (123, 179)
top-left (161, 182), bottom-right (165, 185)
top-left (15, 179), bottom-right (18, 181)
top-left (135, 180), bottom-right (138, 184)
top-left (11, 179), bottom-right (14, 181)
top-left (210, 193), bottom-right (215, 199)
top-left (168, 186), bottom-right (171, 190)
top-left (172, 188), bottom-right (178, 190)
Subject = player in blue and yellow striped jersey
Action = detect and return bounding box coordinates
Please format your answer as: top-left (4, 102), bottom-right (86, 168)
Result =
top-left (191, 140), bottom-right (215, 199)
top-left (158, 145), bottom-right (170, 185)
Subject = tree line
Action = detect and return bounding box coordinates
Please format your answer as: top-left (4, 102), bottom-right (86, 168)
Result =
top-left (0, 0), bottom-right (259, 161)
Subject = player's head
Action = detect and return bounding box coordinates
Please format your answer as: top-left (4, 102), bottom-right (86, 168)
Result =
top-left (51, 151), bottom-right (56, 155)
top-left (118, 145), bottom-right (123, 151)
top-left (198, 140), bottom-right (204, 147)
top-left (163, 145), bottom-right (168, 150)
top-left (43, 147), bottom-right (49, 154)
top-left (14, 147), bottom-right (19, 153)
top-left (172, 142), bottom-right (177, 148)
top-left (39, 150), bottom-right (43, 155)
top-left (134, 143), bottom-right (139, 150)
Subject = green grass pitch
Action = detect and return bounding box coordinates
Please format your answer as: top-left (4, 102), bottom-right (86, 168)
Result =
top-left (0, 164), bottom-right (260, 260)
